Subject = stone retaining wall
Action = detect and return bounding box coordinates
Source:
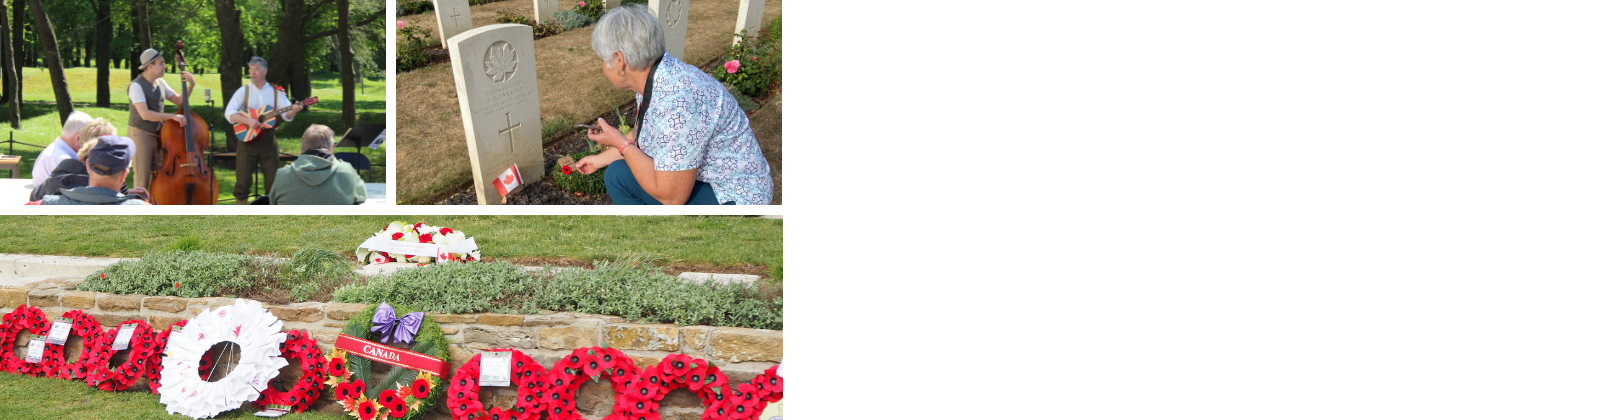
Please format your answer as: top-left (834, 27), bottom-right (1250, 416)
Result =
top-left (0, 278), bottom-right (782, 420)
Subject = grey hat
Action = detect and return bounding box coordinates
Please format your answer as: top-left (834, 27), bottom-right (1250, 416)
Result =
top-left (85, 135), bottom-right (133, 176)
top-left (137, 49), bottom-right (161, 70)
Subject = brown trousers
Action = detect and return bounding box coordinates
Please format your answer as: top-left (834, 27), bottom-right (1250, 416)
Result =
top-left (128, 126), bottom-right (159, 189)
top-left (233, 129), bottom-right (279, 203)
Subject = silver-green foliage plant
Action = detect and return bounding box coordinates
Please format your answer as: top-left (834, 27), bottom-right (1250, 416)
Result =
top-left (332, 262), bottom-right (537, 314)
top-left (553, 10), bottom-right (596, 30)
top-left (524, 255), bottom-right (783, 330)
top-left (78, 250), bottom-right (264, 298)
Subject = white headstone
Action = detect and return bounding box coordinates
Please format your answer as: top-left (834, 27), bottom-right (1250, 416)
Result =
top-left (448, 24), bottom-right (544, 205)
top-left (733, 0), bottom-right (764, 46)
top-left (534, 0), bottom-right (560, 25)
top-left (605, 0), bottom-right (620, 9)
top-left (433, 0), bottom-right (474, 48)
top-left (649, 0), bottom-right (689, 59)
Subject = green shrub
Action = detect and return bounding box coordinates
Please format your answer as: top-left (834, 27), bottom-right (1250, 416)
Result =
top-left (397, 26), bottom-right (437, 73)
top-left (400, 0), bottom-right (515, 16)
top-left (550, 150), bottom-right (608, 195)
top-left (79, 251), bottom-right (267, 299)
top-left (712, 16), bottom-right (783, 98)
top-left (574, 0), bottom-right (606, 21)
top-left (554, 10), bottom-right (596, 30)
top-left (497, 12), bottom-right (564, 37)
top-left (496, 11), bottom-right (537, 26)
top-left (523, 256), bottom-right (783, 330)
top-left (332, 262), bottom-right (537, 314)
top-left (165, 235), bottom-right (205, 252)
top-left (285, 249), bottom-right (359, 302)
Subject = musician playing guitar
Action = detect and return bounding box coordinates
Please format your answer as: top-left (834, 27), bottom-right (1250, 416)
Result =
top-left (224, 56), bottom-right (303, 204)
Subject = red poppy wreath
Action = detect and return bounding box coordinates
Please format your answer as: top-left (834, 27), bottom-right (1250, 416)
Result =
top-left (0, 305), bottom-right (63, 377)
top-left (82, 319), bottom-right (157, 391)
top-left (49, 310), bottom-right (106, 380)
top-left (446, 348), bottom-right (546, 420)
top-left (254, 330), bottom-right (329, 413)
top-left (145, 319), bottom-right (189, 394)
top-left (538, 346), bottom-right (638, 420)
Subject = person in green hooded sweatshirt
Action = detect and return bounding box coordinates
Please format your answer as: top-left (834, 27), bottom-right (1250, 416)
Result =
top-left (269, 124), bottom-right (366, 205)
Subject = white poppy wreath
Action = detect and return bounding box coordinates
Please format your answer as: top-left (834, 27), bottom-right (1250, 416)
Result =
top-left (156, 298), bottom-right (289, 419)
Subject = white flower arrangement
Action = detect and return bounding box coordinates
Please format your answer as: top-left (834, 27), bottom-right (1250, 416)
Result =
top-left (355, 221), bottom-right (481, 265)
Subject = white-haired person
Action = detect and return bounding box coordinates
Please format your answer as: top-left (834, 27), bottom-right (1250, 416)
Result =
top-left (571, 5), bottom-right (772, 205)
top-left (269, 124), bottom-right (365, 205)
top-left (30, 110), bottom-right (95, 187)
top-left (38, 135), bottom-right (149, 205)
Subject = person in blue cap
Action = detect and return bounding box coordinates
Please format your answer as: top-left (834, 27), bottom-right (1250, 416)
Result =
top-left (39, 135), bottom-right (150, 205)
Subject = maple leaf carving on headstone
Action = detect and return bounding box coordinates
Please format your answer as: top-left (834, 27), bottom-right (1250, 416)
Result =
top-left (484, 42), bottom-right (519, 83)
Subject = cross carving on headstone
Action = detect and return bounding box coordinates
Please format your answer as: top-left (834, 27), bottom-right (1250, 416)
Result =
top-left (450, 6), bottom-right (465, 30)
top-left (499, 112), bottom-right (521, 153)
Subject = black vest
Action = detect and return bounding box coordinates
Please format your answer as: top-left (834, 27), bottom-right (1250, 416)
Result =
top-left (128, 76), bottom-right (165, 133)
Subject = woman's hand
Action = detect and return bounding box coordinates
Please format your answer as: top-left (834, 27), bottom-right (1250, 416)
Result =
top-left (574, 154), bottom-right (613, 175)
top-left (586, 117), bottom-right (629, 149)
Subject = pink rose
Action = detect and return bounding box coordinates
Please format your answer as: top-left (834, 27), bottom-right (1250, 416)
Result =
top-left (724, 60), bottom-right (741, 74)
top-left (398, 21), bottom-right (405, 29)
top-left (579, 1), bottom-right (585, 6)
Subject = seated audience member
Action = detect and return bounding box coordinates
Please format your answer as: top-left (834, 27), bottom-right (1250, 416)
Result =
top-left (39, 136), bottom-right (149, 205)
top-left (269, 124), bottom-right (365, 205)
top-left (30, 111), bottom-right (95, 187)
top-left (30, 119), bottom-right (147, 202)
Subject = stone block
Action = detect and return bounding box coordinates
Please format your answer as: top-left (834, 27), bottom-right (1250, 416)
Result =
top-left (631, 355), bottom-right (662, 369)
top-left (142, 296), bottom-right (187, 313)
top-left (538, 326), bottom-right (598, 350)
top-left (312, 330), bottom-right (339, 345)
top-left (709, 328), bottom-right (782, 363)
top-left (681, 326), bottom-right (710, 351)
top-left (95, 314), bottom-right (140, 328)
top-left (575, 380), bottom-right (616, 415)
top-left (430, 313), bottom-right (477, 323)
top-left (660, 408), bottom-right (704, 420)
top-left (0, 288), bottom-right (27, 308)
top-left (324, 303), bottom-right (368, 320)
top-left (603, 324), bottom-right (679, 352)
top-left (522, 316), bottom-right (576, 328)
top-left (59, 291), bottom-right (96, 309)
top-left (463, 327), bottom-right (535, 349)
top-left (97, 294), bottom-right (143, 312)
top-left (149, 315), bottom-right (187, 331)
top-left (477, 313), bottom-right (523, 326)
top-left (659, 388), bottom-right (701, 409)
top-left (440, 327), bottom-right (460, 335)
top-left (324, 322), bottom-right (347, 329)
top-left (268, 303), bottom-right (326, 323)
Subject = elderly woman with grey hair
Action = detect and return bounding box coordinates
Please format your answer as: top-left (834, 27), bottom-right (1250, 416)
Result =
top-left (572, 5), bottom-right (772, 205)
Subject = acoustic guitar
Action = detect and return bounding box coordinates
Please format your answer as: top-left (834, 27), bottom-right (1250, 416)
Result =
top-left (232, 96), bottom-right (319, 143)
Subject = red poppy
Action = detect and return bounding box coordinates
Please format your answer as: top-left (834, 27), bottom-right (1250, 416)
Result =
top-left (100, 273), bottom-right (105, 279)
top-left (623, 395), bottom-right (659, 415)
top-left (175, 282), bottom-right (180, 288)
top-left (411, 378), bottom-right (431, 398)
top-left (703, 400), bottom-right (728, 420)
top-left (561, 165), bottom-right (573, 175)
top-left (662, 354), bottom-right (693, 378)
top-left (329, 358), bottom-right (346, 377)
top-left (387, 400), bottom-right (408, 418)
top-left (762, 370), bottom-right (782, 394)
top-left (391, 232), bottom-right (404, 240)
top-left (378, 389), bottom-right (400, 407)
top-left (701, 366), bottom-right (728, 391)
top-left (685, 363), bottom-right (709, 392)
top-left (350, 379), bottom-right (367, 398)
top-left (357, 399), bottom-right (380, 420)
top-left (581, 352), bottom-right (604, 378)
top-left (335, 382), bottom-right (356, 400)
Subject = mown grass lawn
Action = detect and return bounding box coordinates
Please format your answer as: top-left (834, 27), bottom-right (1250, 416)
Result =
top-left (0, 372), bottom-right (352, 420)
top-left (16, 67), bottom-right (385, 115)
top-left (0, 215), bottom-right (782, 270)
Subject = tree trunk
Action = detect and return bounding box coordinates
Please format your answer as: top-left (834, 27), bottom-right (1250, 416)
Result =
top-left (0, 0), bottom-right (16, 128)
top-left (137, 0), bottom-right (151, 49)
top-left (215, 0), bottom-right (245, 152)
top-left (26, 0), bottom-right (71, 124)
top-left (12, 0), bottom-right (21, 99)
top-left (95, 0), bottom-right (110, 106)
top-left (266, 0), bottom-right (303, 91)
top-left (338, 0), bottom-right (354, 131)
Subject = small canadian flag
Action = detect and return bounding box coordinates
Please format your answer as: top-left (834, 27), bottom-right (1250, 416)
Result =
top-left (493, 164), bottom-right (523, 197)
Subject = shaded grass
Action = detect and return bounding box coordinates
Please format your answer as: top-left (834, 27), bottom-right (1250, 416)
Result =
top-left (0, 372), bottom-right (352, 420)
top-left (16, 67), bottom-right (386, 115)
top-left (395, 0), bottom-right (782, 203)
top-left (0, 215), bottom-right (782, 268)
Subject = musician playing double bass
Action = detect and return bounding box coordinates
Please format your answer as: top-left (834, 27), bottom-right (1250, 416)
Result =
top-left (127, 48), bottom-right (197, 190)
top-left (225, 56), bottom-right (303, 204)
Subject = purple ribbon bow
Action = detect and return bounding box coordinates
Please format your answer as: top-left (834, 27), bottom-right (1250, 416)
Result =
top-left (370, 302), bottom-right (424, 345)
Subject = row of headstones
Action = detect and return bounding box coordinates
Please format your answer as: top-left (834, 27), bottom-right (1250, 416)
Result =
top-left (434, 0), bottom-right (766, 204)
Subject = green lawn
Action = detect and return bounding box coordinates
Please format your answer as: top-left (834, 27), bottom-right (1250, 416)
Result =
top-left (16, 67), bottom-right (385, 115)
top-left (0, 372), bottom-right (351, 420)
top-left (0, 216), bottom-right (783, 269)
top-left (1, 68), bottom-right (386, 203)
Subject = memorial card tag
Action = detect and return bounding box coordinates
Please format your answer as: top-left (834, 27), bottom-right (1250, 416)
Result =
top-left (113, 324), bottom-right (138, 351)
top-left (25, 338), bottom-right (44, 363)
top-left (480, 351), bottom-right (512, 386)
top-left (46, 319), bottom-right (72, 345)
top-left (253, 405), bottom-right (291, 417)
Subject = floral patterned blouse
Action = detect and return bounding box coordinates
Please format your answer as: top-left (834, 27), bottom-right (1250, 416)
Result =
top-left (634, 53), bottom-right (772, 205)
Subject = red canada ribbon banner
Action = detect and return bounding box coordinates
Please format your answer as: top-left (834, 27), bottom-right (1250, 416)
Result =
top-left (334, 333), bottom-right (450, 377)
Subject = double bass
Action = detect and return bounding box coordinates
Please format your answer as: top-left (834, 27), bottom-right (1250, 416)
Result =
top-left (150, 40), bottom-right (218, 205)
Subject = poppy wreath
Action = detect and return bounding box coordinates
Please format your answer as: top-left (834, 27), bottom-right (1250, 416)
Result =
top-left (446, 348), bottom-right (546, 420)
top-left (253, 330), bottom-right (329, 413)
top-left (324, 303), bottom-right (449, 420)
top-left (49, 310), bottom-right (106, 380)
top-left (145, 319), bottom-right (189, 394)
top-left (0, 305), bottom-right (63, 377)
top-left (82, 319), bottom-right (157, 391)
top-left (356, 221), bottom-right (481, 265)
top-left (610, 352), bottom-right (781, 420)
top-left (536, 346), bottom-right (639, 420)
top-left (155, 298), bottom-right (290, 419)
